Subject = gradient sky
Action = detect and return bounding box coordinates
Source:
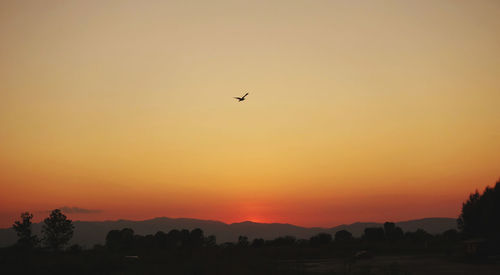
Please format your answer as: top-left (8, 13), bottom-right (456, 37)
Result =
top-left (1, 0), bottom-right (499, 228)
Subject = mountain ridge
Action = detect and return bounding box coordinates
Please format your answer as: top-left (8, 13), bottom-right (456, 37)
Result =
top-left (0, 217), bottom-right (457, 248)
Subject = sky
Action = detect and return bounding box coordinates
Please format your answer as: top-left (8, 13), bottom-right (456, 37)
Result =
top-left (0, 0), bottom-right (499, 228)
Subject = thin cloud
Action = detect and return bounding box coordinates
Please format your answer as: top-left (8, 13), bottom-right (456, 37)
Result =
top-left (59, 206), bottom-right (102, 214)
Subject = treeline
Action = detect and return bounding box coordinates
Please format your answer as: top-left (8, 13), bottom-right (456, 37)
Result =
top-left (233, 223), bottom-right (460, 248)
top-left (12, 209), bottom-right (74, 251)
top-left (98, 222), bottom-right (460, 252)
top-left (104, 228), bottom-right (216, 251)
top-left (2, 180), bottom-right (498, 274)
top-left (9, 179), bottom-right (499, 255)
top-left (10, 210), bottom-right (460, 254)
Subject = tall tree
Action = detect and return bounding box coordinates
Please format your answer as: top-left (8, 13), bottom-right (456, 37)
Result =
top-left (458, 180), bottom-right (500, 240)
top-left (12, 212), bottom-right (39, 248)
top-left (42, 209), bottom-right (74, 251)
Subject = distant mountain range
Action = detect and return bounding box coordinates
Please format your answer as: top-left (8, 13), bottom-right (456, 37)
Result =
top-left (0, 217), bottom-right (457, 248)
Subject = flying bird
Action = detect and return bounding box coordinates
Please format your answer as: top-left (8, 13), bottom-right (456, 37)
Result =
top-left (234, 92), bottom-right (249, 102)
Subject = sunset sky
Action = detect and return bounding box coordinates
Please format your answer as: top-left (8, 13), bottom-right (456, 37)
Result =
top-left (1, 0), bottom-right (499, 228)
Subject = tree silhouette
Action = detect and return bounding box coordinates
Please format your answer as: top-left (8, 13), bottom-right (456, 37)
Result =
top-left (189, 228), bottom-right (204, 247)
top-left (204, 234), bottom-right (217, 247)
top-left (405, 229), bottom-right (432, 243)
top-left (106, 228), bottom-right (211, 251)
top-left (363, 227), bottom-right (385, 241)
top-left (310, 233), bottom-right (332, 245)
top-left (335, 229), bottom-right (353, 242)
top-left (268, 235), bottom-right (296, 246)
top-left (154, 231), bottom-right (168, 249)
top-left (42, 209), bottom-right (74, 251)
top-left (167, 229), bottom-right (183, 248)
top-left (106, 229), bottom-right (134, 251)
top-left (442, 229), bottom-right (459, 241)
top-left (384, 222), bottom-right (404, 241)
top-left (12, 212), bottom-right (39, 248)
top-left (238, 235), bottom-right (249, 247)
top-left (251, 238), bottom-right (265, 248)
top-left (180, 229), bottom-right (190, 247)
top-left (458, 180), bottom-right (500, 240)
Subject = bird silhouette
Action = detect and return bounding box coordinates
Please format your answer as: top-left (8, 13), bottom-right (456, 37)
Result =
top-left (234, 92), bottom-right (249, 102)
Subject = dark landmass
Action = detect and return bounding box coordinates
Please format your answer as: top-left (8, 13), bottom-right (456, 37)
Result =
top-left (1, 220), bottom-right (498, 275)
top-left (3, 178), bottom-right (498, 274)
top-left (0, 217), bottom-right (456, 248)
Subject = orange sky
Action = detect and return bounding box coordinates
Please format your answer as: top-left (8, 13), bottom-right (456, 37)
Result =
top-left (1, 0), bottom-right (499, 228)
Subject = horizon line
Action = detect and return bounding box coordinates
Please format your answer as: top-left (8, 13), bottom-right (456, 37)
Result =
top-left (0, 215), bottom-right (457, 230)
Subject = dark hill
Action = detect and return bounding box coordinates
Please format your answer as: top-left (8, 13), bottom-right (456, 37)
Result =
top-left (0, 217), bottom-right (457, 248)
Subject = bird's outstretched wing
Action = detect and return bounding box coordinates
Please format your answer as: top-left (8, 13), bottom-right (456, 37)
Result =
top-left (234, 97), bottom-right (241, 100)
top-left (242, 93), bottom-right (249, 98)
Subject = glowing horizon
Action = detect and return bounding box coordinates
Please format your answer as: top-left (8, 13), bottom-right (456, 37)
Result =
top-left (1, 0), bottom-right (499, 228)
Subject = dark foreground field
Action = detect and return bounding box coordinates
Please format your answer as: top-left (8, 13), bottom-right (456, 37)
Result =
top-left (2, 244), bottom-right (500, 275)
top-left (279, 255), bottom-right (500, 275)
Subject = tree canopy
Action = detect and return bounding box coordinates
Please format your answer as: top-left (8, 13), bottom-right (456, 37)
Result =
top-left (334, 230), bottom-right (353, 242)
top-left (458, 180), bottom-right (500, 240)
top-left (12, 212), bottom-right (39, 248)
top-left (42, 209), bottom-right (75, 251)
